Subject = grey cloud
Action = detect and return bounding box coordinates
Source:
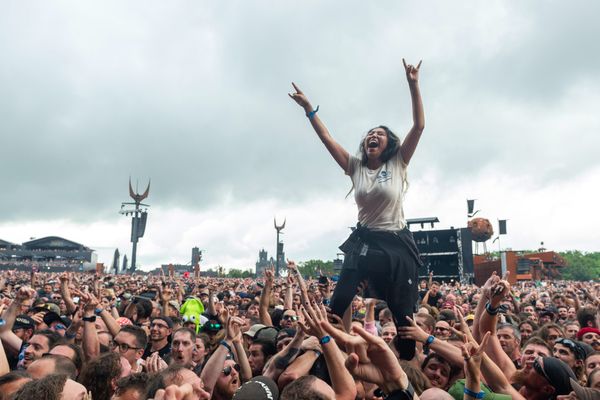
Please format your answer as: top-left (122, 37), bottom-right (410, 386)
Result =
top-left (1, 1), bottom-right (598, 227)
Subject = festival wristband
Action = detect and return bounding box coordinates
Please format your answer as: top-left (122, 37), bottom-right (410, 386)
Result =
top-left (220, 340), bottom-right (233, 353)
top-left (307, 105), bottom-right (320, 119)
top-left (463, 387), bottom-right (485, 399)
top-left (485, 301), bottom-right (499, 315)
top-left (319, 335), bottom-right (331, 345)
top-left (423, 335), bottom-right (435, 355)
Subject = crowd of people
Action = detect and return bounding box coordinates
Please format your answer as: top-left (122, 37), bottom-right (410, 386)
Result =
top-left (0, 265), bottom-right (598, 400)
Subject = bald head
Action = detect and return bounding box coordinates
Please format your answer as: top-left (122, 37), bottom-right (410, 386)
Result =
top-left (420, 387), bottom-right (455, 400)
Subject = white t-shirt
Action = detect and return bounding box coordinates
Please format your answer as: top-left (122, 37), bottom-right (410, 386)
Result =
top-left (346, 151), bottom-right (407, 231)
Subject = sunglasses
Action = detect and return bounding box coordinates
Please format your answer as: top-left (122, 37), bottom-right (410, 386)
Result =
top-left (222, 364), bottom-right (241, 376)
top-left (555, 337), bottom-right (576, 349)
top-left (282, 315), bottom-right (298, 321)
top-left (533, 357), bottom-right (551, 382)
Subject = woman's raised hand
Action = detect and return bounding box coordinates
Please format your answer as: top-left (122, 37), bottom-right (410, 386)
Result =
top-left (403, 59), bottom-right (422, 83)
top-left (288, 83), bottom-right (311, 110)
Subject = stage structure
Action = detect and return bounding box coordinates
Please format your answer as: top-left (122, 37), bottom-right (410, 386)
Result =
top-left (120, 179), bottom-right (150, 274)
top-left (407, 217), bottom-right (474, 283)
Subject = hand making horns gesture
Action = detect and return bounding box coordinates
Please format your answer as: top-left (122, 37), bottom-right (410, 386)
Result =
top-left (403, 58), bottom-right (422, 83)
top-left (288, 83), bottom-right (311, 110)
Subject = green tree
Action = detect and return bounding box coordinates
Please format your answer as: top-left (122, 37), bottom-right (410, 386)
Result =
top-left (298, 259), bottom-right (335, 278)
top-left (226, 268), bottom-right (254, 278)
top-left (227, 268), bottom-right (244, 278)
top-left (560, 251), bottom-right (600, 281)
top-left (241, 270), bottom-right (255, 278)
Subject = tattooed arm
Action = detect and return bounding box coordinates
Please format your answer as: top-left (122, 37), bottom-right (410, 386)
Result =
top-left (262, 328), bottom-right (304, 381)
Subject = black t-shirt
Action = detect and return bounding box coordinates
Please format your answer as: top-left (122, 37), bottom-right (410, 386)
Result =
top-left (143, 341), bottom-right (171, 361)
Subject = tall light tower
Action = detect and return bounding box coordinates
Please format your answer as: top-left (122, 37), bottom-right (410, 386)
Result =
top-left (274, 217), bottom-right (286, 277)
top-left (120, 178), bottom-right (150, 274)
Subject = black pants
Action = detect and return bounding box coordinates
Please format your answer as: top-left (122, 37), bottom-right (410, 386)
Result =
top-left (330, 246), bottom-right (419, 360)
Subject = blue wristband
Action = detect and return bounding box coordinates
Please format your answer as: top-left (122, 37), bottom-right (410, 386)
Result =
top-left (425, 335), bottom-right (435, 345)
top-left (319, 335), bottom-right (331, 345)
top-left (220, 340), bottom-right (232, 353)
top-left (464, 387), bottom-right (485, 399)
top-left (307, 105), bottom-right (320, 120)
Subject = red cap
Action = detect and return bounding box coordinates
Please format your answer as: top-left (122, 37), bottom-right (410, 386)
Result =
top-left (576, 327), bottom-right (600, 340)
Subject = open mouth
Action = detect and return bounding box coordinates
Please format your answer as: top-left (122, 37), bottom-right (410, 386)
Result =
top-left (367, 139), bottom-right (378, 148)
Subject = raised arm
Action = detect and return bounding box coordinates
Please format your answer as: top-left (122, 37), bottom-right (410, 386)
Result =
top-left (278, 349), bottom-right (320, 389)
top-left (287, 261), bottom-right (309, 305)
top-left (300, 302), bottom-right (357, 400)
top-left (263, 327), bottom-right (304, 382)
top-left (398, 316), bottom-right (463, 368)
top-left (284, 276), bottom-right (294, 311)
top-left (200, 312), bottom-right (232, 398)
top-left (259, 268), bottom-right (274, 326)
top-left (400, 59), bottom-right (425, 165)
top-left (363, 299), bottom-right (378, 336)
top-left (0, 287), bottom-right (35, 354)
top-left (81, 293), bottom-right (101, 360)
top-left (228, 316), bottom-right (252, 383)
top-left (479, 278), bottom-right (516, 379)
top-left (289, 83), bottom-right (350, 172)
top-left (59, 272), bottom-right (77, 316)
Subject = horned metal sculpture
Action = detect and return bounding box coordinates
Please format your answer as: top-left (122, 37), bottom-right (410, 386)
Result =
top-left (274, 217), bottom-right (286, 277)
top-left (120, 178), bottom-right (151, 274)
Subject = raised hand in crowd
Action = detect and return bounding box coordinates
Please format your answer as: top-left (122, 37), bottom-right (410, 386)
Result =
top-left (345, 324), bottom-right (414, 398)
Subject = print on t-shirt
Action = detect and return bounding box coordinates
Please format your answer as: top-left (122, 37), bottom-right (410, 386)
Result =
top-left (377, 170), bottom-right (392, 183)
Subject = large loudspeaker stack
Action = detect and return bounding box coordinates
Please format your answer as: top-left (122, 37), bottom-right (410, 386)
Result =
top-left (411, 228), bottom-right (474, 282)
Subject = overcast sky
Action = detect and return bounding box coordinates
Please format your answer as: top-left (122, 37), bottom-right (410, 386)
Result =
top-left (1, 1), bottom-right (599, 272)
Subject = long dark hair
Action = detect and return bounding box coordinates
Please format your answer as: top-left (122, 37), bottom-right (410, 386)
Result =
top-left (346, 125), bottom-right (407, 198)
top-left (78, 352), bottom-right (121, 400)
top-left (359, 125), bottom-right (401, 166)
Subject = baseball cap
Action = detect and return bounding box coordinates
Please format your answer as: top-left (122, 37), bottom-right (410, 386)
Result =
top-left (535, 357), bottom-right (576, 396)
top-left (233, 376), bottom-right (279, 400)
top-left (168, 300), bottom-right (181, 312)
top-left (43, 312), bottom-right (71, 328)
top-left (13, 315), bottom-right (35, 330)
top-left (243, 324), bottom-right (267, 339)
top-left (33, 303), bottom-right (61, 315)
top-left (570, 377), bottom-right (600, 400)
top-left (254, 326), bottom-right (279, 345)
